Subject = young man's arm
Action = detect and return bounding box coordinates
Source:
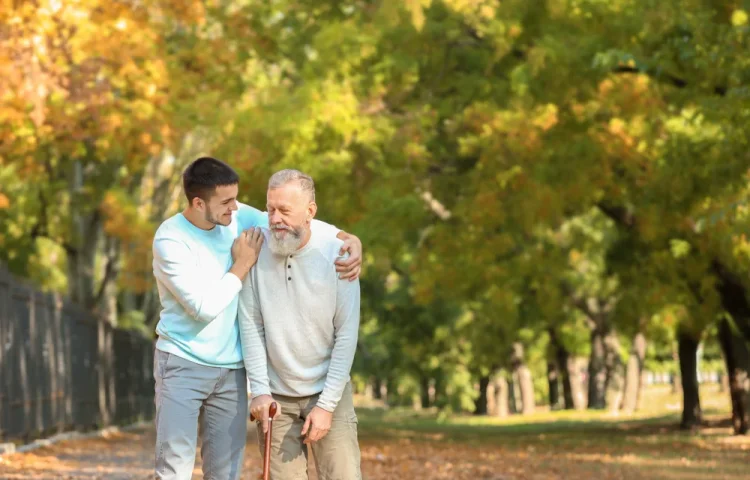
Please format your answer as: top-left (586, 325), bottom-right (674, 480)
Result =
top-left (237, 202), bottom-right (362, 280)
top-left (152, 230), bottom-right (261, 323)
top-left (334, 231), bottom-right (363, 281)
top-left (302, 260), bottom-right (360, 443)
top-left (238, 269), bottom-right (275, 431)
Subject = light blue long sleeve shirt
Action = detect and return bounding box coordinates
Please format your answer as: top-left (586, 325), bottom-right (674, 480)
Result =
top-left (152, 203), bottom-right (339, 368)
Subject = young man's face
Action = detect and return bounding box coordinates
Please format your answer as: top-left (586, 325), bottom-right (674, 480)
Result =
top-left (266, 181), bottom-right (316, 254)
top-left (197, 184), bottom-right (239, 227)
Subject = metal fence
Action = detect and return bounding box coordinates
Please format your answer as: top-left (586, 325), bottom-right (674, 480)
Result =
top-left (0, 268), bottom-right (155, 442)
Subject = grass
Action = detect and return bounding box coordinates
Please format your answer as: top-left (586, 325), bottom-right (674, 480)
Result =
top-left (347, 384), bottom-right (750, 479)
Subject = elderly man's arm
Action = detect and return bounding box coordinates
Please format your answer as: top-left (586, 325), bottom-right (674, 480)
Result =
top-left (238, 270), bottom-right (276, 429)
top-left (317, 272), bottom-right (360, 411)
top-left (302, 272), bottom-right (360, 443)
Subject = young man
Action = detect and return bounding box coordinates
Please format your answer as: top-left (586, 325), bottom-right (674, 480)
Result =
top-left (151, 158), bottom-right (361, 479)
top-left (239, 169), bottom-right (362, 479)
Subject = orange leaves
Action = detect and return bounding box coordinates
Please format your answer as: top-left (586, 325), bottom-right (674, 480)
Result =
top-left (591, 74), bottom-right (661, 163)
top-left (0, 193), bottom-right (9, 209)
top-left (100, 191), bottom-right (141, 244)
top-left (4, 407), bottom-right (749, 480)
top-left (532, 104), bottom-right (559, 132)
top-left (99, 189), bottom-right (158, 294)
top-left (156, 0), bottom-right (208, 25)
top-left (0, 0), bottom-right (172, 171)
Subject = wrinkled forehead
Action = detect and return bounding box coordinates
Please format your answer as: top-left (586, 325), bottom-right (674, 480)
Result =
top-left (267, 182), bottom-right (309, 206)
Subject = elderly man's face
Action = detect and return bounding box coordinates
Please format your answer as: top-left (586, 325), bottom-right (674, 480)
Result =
top-left (266, 181), bottom-right (316, 255)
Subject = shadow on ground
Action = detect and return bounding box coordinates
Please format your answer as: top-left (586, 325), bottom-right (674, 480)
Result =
top-left (0, 409), bottom-right (748, 479)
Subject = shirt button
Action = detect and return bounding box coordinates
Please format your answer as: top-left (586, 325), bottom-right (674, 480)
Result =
top-left (288, 265), bottom-right (291, 268)
top-left (288, 277), bottom-right (292, 281)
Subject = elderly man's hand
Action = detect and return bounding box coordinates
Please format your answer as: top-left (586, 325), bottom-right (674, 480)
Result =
top-left (250, 395), bottom-right (280, 433)
top-left (301, 406), bottom-right (333, 444)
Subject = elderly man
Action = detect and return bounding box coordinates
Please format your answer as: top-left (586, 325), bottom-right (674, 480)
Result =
top-left (151, 158), bottom-right (361, 480)
top-left (239, 169), bottom-right (361, 479)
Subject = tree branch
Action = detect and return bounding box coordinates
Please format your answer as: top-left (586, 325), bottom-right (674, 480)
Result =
top-left (29, 189), bottom-right (78, 255)
top-left (613, 65), bottom-right (727, 96)
top-left (712, 260), bottom-right (750, 342)
top-left (90, 237), bottom-right (120, 309)
top-left (596, 202), bottom-right (636, 229)
top-left (561, 282), bottom-right (598, 329)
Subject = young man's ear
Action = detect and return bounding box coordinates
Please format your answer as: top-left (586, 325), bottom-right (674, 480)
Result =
top-left (192, 197), bottom-right (205, 211)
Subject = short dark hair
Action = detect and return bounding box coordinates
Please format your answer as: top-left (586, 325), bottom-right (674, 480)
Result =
top-left (182, 157), bottom-right (239, 204)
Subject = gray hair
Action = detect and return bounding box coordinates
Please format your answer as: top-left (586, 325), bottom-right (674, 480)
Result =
top-left (268, 169), bottom-right (316, 201)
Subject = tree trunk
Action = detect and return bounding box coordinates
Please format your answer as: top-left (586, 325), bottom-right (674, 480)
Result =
top-left (558, 346), bottom-right (576, 410)
top-left (67, 210), bottom-right (102, 307)
top-left (720, 371), bottom-right (730, 393)
top-left (373, 377), bottom-right (383, 400)
top-left (511, 342), bottom-right (535, 414)
top-left (547, 328), bottom-right (565, 410)
top-left (488, 373), bottom-right (509, 418)
top-left (475, 375), bottom-right (490, 415)
top-left (569, 357), bottom-right (588, 410)
top-left (713, 260), bottom-right (750, 343)
top-left (508, 373), bottom-right (518, 414)
top-left (671, 363), bottom-right (682, 395)
top-left (622, 332), bottom-right (647, 414)
top-left (713, 261), bottom-right (750, 435)
top-left (419, 374), bottom-right (430, 409)
top-left (98, 236), bottom-right (120, 326)
top-left (604, 330), bottom-right (625, 414)
top-left (385, 376), bottom-right (396, 406)
top-left (678, 330), bottom-right (702, 430)
top-left (588, 328), bottom-right (607, 409)
top-left (68, 160), bottom-right (99, 307)
top-left (717, 318), bottom-right (750, 435)
top-left (518, 367), bottom-right (535, 414)
top-left (434, 373), bottom-right (447, 409)
top-left (67, 160), bottom-right (121, 323)
top-left (561, 359), bottom-right (575, 410)
top-left (547, 360), bottom-right (561, 410)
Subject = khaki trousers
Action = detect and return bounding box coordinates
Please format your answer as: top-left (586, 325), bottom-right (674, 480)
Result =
top-left (256, 383), bottom-right (361, 480)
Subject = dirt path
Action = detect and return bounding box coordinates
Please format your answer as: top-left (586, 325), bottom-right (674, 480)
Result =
top-left (1, 422), bottom-right (749, 480)
top-left (0, 426), bottom-right (268, 480)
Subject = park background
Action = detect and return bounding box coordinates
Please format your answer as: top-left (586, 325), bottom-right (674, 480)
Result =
top-left (1, 1), bottom-right (750, 478)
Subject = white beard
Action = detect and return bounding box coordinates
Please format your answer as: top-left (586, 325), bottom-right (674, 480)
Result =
top-left (268, 227), bottom-right (304, 256)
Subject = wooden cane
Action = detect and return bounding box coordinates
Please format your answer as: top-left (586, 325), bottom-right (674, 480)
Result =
top-left (251, 402), bottom-right (277, 480)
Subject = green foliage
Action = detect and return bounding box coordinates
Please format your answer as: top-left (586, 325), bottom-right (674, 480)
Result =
top-left (4, 0), bottom-right (750, 412)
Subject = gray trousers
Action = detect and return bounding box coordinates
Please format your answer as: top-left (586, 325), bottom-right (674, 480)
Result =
top-left (154, 349), bottom-right (248, 480)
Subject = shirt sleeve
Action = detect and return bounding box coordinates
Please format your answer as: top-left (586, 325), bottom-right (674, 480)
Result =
top-left (310, 218), bottom-right (341, 239)
top-left (316, 257), bottom-right (360, 412)
top-left (238, 269), bottom-right (271, 398)
top-left (236, 202), bottom-right (269, 229)
top-left (152, 236), bottom-right (242, 323)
